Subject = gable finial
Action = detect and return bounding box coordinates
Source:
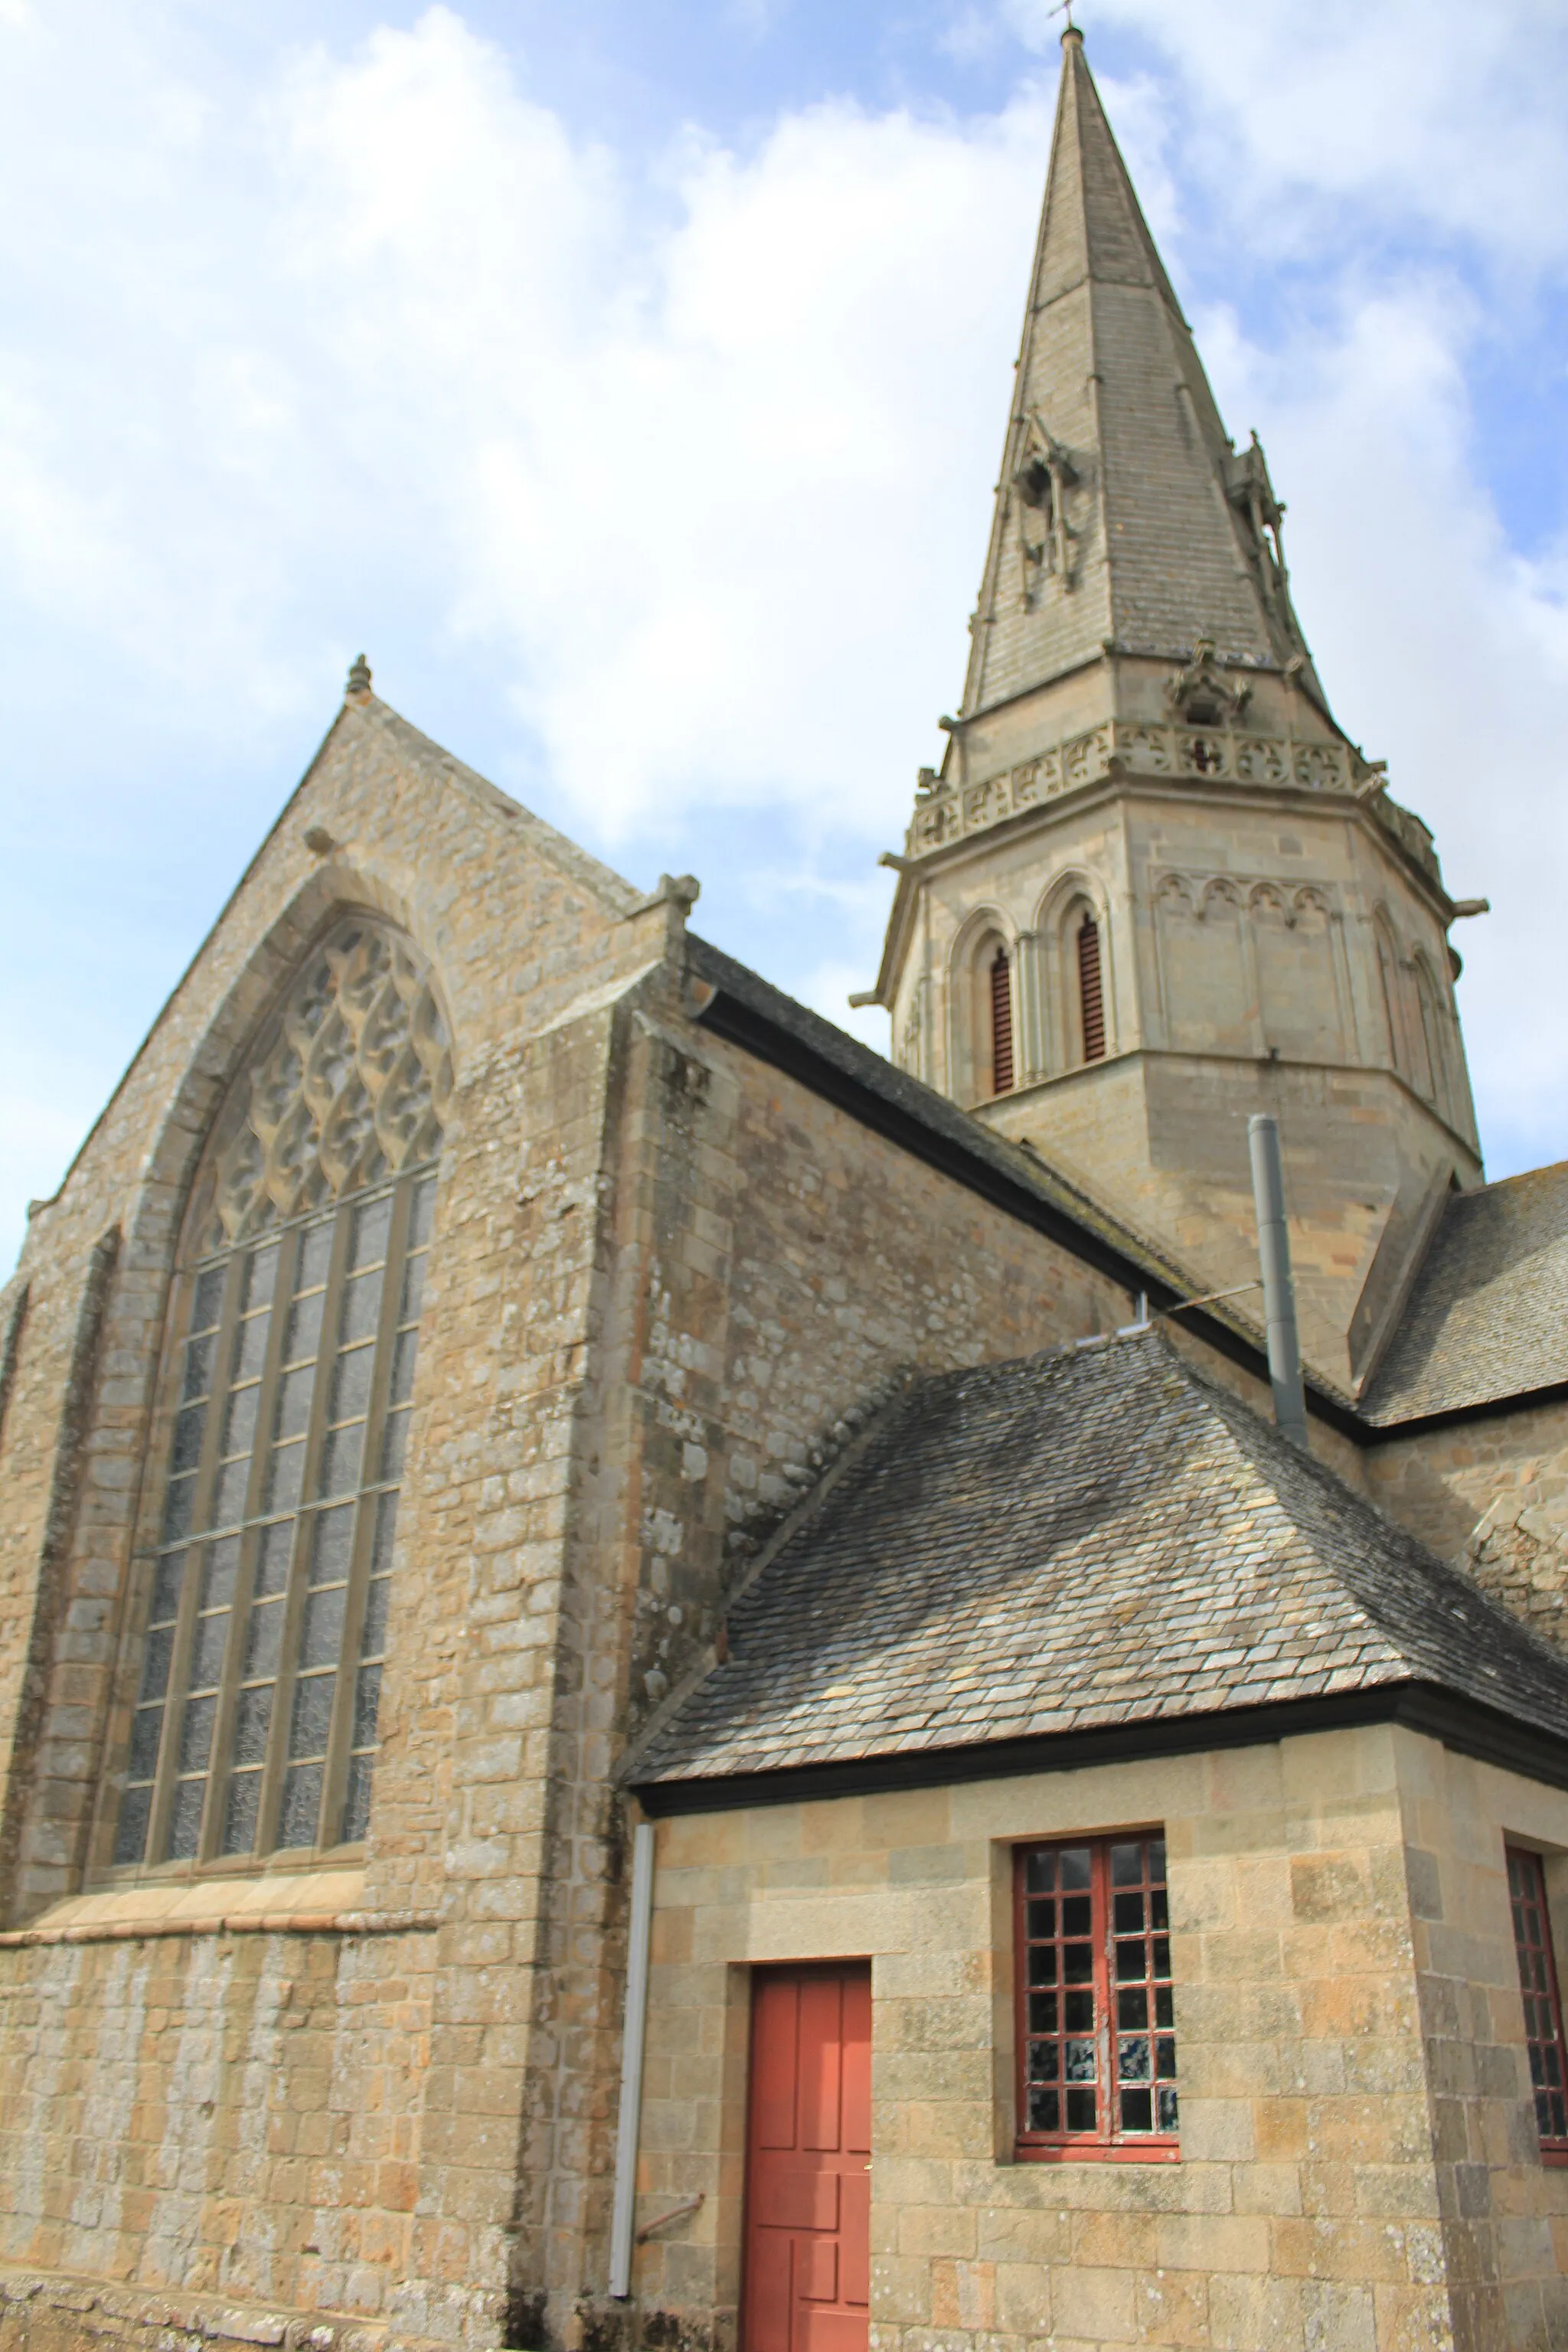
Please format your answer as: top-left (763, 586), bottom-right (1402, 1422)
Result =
top-left (346, 652), bottom-right (372, 699)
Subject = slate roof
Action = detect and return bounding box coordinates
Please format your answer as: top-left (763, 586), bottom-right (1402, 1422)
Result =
top-left (630, 1330), bottom-right (1568, 1796)
top-left (1361, 1162), bottom-right (1568, 1426)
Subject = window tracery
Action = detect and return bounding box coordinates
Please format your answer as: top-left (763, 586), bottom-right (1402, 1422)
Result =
top-left (204, 923), bottom-right (449, 1250)
top-left (112, 916), bottom-right (449, 1873)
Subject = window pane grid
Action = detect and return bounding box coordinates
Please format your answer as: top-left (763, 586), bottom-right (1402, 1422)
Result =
top-left (112, 1167), bottom-right (434, 1873)
top-left (1508, 1846), bottom-right (1568, 2152)
top-left (1016, 1835), bottom-right (1178, 2156)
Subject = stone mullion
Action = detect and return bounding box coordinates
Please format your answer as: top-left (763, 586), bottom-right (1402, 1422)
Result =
top-left (321, 1175), bottom-right (413, 1850)
top-left (201, 1222), bottom-right (300, 1867)
top-left (256, 1205), bottom-right (354, 1860)
top-left (1015, 930), bottom-right (1045, 1084)
top-left (146, 1250), bottom-right (244, 1868)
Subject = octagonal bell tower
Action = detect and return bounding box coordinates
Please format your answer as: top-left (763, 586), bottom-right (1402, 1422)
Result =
top-left (867, 27), bottom-right (1484, 1392)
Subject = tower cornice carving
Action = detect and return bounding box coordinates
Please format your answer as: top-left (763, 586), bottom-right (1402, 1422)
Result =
top-left (907, 717), bottom-right (1383, 858)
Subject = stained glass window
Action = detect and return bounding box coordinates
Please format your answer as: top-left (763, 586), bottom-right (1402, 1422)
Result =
top-left (111, 920), bottom-right (448, 1870)
top-left (1014, 1834), bottom-right (1178, 2158)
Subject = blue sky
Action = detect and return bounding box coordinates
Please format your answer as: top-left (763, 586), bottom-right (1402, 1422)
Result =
top-left (3, 0), bottom-right (1567, 1272)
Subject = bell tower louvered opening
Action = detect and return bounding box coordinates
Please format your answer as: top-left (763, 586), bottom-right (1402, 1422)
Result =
top-left (990, 949), bottom-right (1015, 1095)
top-left (1077, 914), bottom-right (1106, 1064)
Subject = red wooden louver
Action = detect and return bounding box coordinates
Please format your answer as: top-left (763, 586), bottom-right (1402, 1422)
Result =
top-left (1077, 915), bottom-right (1106, 1063)
top-left (990, 949), bottom-right (1014, 1094)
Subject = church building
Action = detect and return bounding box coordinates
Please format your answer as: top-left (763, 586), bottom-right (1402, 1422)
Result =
top-left (5, 30), bottom-right (1568, 2352)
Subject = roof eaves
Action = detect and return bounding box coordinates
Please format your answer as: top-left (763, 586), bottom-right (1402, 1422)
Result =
top-left (629, 1681), bottom-right (1568, 1815)
top-left (1360, 1375), bottom-right (1568, 1440)
top-left (684, 933), bottom-right (1363, 1436)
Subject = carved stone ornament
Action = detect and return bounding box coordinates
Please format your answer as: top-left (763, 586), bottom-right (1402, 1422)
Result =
top-left (1012, 410), bottom-right (1077, 597)
top-left (197, 917), bottom-right (452, 1250)
top-left (1164, 636), bottom-right (1253, 725)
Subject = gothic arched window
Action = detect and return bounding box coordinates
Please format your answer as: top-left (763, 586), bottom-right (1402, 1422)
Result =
top-left (990, 948), bottom-right (1015, 1094)
top-left (112, 917), bottom-right (452, 1873)
top-left (1076, 912), bottom-right (1106, 1063)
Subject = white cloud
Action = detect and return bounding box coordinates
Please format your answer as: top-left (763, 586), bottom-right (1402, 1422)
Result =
top-left (1006, 0), bottom-right (1568, 273)
top-left (1, 0), bottom-right (1566, 1272)
top-left (268, 14), bottom-right (1055, 833)
top-left (1214, 279), bottom-right (1568, 1168)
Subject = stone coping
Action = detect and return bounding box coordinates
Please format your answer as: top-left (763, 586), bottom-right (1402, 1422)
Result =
top-left (0, 1867), bottom-right (439, 1947)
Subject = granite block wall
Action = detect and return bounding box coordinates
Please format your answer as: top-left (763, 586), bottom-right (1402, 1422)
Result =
top-left (635, 1725), bottom-right (1568, 2352)
top-left (0, 689), bottom-right (1142, 2352)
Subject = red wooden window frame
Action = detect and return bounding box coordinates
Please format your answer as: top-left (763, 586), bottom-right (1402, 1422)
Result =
top-left (1507, 1846), bottom-right (1568, 2164)
top-left (1076, 914), bottom-right (1106, 1063)
top-left (989, 949), bottom-right (1014, 1095)
top-left (1013, 1834), bottom-right (1178, 2162)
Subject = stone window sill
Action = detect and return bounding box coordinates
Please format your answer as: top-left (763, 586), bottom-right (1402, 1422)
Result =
top-left (0, 1867), bottom-right (436, 1947)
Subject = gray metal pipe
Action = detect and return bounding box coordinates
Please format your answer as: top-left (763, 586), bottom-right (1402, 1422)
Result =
top-left (609, 1818), bottom-right (657, 2299)
top-left (1247, 1114), bottom-right (1309, 1450)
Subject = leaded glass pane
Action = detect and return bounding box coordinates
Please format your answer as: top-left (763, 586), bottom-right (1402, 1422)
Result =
top-left (309, 1506), bottom-right (354, 1583)
top-left (290, 1673), bottom-right (336, 1756)
top-left (302, 1586), bottom-right (346, 1668)
top-left (233, 1684), bottom-right (273, 1766)
top-left (243, 1598), bottom-right (285, 1680)
top-left (280, 1763), bottom-right (324, 1851)
top-left (361, 1576), bottom-right (391, 1656)
top-left (113, 1783), bottom-right (153, 1867)
top-left (110, 916), bottom-right (445, 1873)
top-left (222, 1772), bottom-right (262, 1856)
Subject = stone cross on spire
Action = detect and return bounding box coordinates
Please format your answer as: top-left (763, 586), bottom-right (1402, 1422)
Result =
top-left (960, 27), bottom-right (1325, 727)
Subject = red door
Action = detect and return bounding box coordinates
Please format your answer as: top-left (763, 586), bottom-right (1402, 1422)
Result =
top-left (743, 1965), bottom-right (871, 2352)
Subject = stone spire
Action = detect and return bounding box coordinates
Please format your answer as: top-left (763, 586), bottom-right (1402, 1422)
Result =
top-left (871, 27), bottom-right (1484, 1396)
top-left (961, 28), bottom-right (1324, 726)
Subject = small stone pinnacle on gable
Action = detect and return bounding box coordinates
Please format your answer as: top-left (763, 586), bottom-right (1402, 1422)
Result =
top-left (345, 653), bottom-right (372, 700)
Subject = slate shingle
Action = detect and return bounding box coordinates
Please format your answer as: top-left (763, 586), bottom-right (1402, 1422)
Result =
top-left (631, 1331), bottom-right (1568, 1793)
top-left (1361, 1162), bottom-right (1568, 1424)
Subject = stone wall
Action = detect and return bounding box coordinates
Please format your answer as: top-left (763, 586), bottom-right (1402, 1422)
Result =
top-left (1394, 1735), bottom-right (1568, 2350)
top-left (635, 1724), bottom-right (1568, 2352)
top-left (0, 691), bottom-right (670, 2349)
top-left (1364, 1400), bottom-right (1568, 1651)
top-left (0, 1908), bottom-right (434, 2330)
top-left (511, 982), bottom-right (1135, 2341)
top-left (0, 688), bottom-right (1146, 2352)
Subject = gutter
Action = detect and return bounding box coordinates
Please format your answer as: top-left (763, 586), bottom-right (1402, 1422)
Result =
top-left (629, 1681), bottom-right (1568, 1818)
top-left (608, 1819), bottom-right (656, 2301)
